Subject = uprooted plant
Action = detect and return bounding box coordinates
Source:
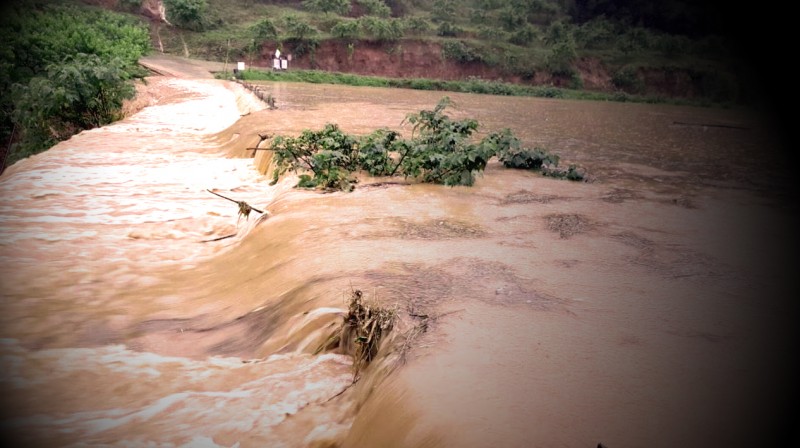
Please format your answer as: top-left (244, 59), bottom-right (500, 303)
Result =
top-left (268, 97), bottom-right (587, 191)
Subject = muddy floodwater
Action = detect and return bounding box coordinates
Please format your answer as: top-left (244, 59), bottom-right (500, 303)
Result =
top-left (1, 62), bottom-right (797, 447)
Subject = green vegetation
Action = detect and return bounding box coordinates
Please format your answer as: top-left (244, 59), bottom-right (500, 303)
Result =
top-left (164, 0), bottom-right (211, 31)
top-left (142, 0), bottom-right (743, 108)
top-left (0, 0), bottom-right (750, 169)
top-left (226, 68), bottom-right (698, 106)
top-left (269, 97), bottom-right (585, 191)
top-left (1, 0), bottom-right (150, 169)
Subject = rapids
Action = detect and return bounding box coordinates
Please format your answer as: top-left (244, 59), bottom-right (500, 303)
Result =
top-left (1, 57), bottom-right (796, 447)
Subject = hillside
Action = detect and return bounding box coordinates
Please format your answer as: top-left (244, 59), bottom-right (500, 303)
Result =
top-left (108, 0), bottom-right (755, 104)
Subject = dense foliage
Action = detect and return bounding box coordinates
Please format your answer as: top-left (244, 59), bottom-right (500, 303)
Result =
top-left (269, 97), bottom-right (585, 191)
top-left (163, 0), bottom-right (209, 31)
top-left (1, 0), bottom-right (150, 169)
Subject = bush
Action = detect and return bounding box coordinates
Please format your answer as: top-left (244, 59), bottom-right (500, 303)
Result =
top-left (251, 18), bottom-right (278, 41)
top-left (542, 20), bottom-right (572, 46)
top-left (164, 0), bottom-right (208, 31)
top-left (357, 129), bottom-right (401, 175)
top-left (431, 0), bottom-right (456, 22)
top-left (268, 98), bottom-right (585, 191)
top-left (403, 17), bottom-right (431, 35)
top-left (269, 123), bottom-right (359, 190)
top-left (356, 0), bottom-right (392, 18)
top-left (572, 17), bottom-right (616, 49)
top-left (509, 24), bottom-right (539, 46)
top-left (487, 128), bottom-right (556, 169)
top-left (331, 19), bottom-right (361, 40)
top-left (398, 97), bottom-right (495, 186)
top-left (545, 40), bottom-right (577, 76)
top-left (611, 66), bottom-right (643, 93)
top-left (11, 54), bottom-right (136, 159)
top-left (617, 27), bottom-right (652, 54)
top-left (477, 25), bottom-right (507, 41)
top-left (302, 0), bottom-right (351, 16)
top-left (442, 41), bottom-right (481, 63)
top-left (436, 21), bottom-right (463, 37)
top-left (359, 16), bottom-right (405, 41)
top-left (282, 15), bottom-right (320, 40)
top-left (1, 1), bottom-right (149, 166)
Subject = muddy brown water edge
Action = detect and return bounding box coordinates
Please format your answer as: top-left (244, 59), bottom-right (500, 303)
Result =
top-left (0, 74), bottom-right (797, 447)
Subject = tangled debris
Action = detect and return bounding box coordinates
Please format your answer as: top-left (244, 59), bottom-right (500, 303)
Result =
top-left (316, 289), bottom-right (396, 380)
top-left (342, 289), bottom-right (396, 379)
top-left (317, 287), bottom-right (465, 385)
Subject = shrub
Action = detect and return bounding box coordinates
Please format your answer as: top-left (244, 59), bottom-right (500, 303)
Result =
top-left (477, 25), bottom-right (507, 41)
top-left (611, 66), bottom-right (643, 93)
top-left (331, 19), bottom-right (361, 40)
top-left (488, 128), bottom-right (558, 169)
top-left (403, 17), bottom-right (431, 35)
top-left (301, 0), bottom-right (351, 16)
top-left (442, 41), bottom-right (481, 63)
top-left (357, 129), bottom-right (401, 176)
top-left (572, 17), bottom-right (616, 49)
top-left (12, 54), bottom-right (137, 161)
top-left (269, 123), bottom-right (359, 190)
top-left (251, 18), bottom-right (278, 41)
top-left (268, 98), bottom-right (585, 190)
top-left (359, 16), bottom-right (405, 41)
top-left (282, 15), bottom-right (320, 40)
top-left (398, 97), bottom-right (495, 186)
top-left (617, 27), bottom-right (652, 54)
top-left (509, 24), bottom-right (539, 46)
top-left (1, 1), bottom-right (149, 166)
top-left (498, 6), bottom-right (526, 31)
top-left (356, 0), bottom-right (392, 18)
top-left (436, 21), bottom-right (463, 37)
top-left (545, 40), bottom-right (577, 76)
top-left (164, 0), bottom-right (208, 31)
top-left (431, 0), bottom-right (456, 22)
top-left (542, 20), bottom-right (572, 46)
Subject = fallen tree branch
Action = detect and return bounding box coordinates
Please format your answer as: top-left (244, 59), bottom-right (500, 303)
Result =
top-left (206, 189), bottom-right (265, 221)
top-left (200, 233), bottom-right (237, 243)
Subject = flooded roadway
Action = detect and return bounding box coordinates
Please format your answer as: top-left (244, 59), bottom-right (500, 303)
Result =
top-left (1, 62), bottom-right (796, 447)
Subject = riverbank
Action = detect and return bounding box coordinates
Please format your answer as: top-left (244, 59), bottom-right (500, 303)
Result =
top-left (225, 66), bottom-right (715, 107)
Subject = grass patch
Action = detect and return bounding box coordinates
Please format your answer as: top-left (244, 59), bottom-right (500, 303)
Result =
top-left (218, 67), bottom-right (708, 106)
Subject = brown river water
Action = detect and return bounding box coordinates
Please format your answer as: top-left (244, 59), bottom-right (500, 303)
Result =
top-left (1, 65), bottom-right (797, 447)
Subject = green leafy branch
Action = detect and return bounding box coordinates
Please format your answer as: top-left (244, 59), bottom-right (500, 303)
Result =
top-left (268, 97), bottom-right (587, 191)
